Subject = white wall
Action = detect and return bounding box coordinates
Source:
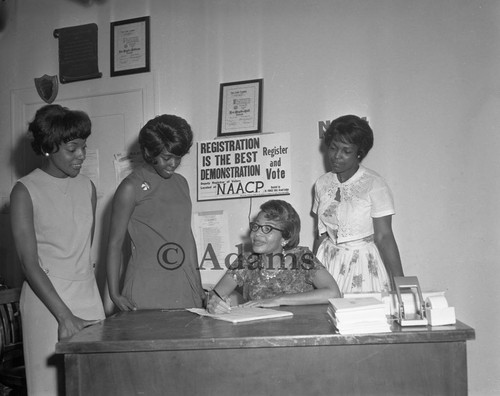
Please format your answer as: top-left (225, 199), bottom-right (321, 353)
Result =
top-left (0, 0), bottom-right (498, 394)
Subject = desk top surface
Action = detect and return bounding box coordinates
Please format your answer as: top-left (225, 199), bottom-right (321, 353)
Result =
top-left (56, 305), bottom-right (475, 354)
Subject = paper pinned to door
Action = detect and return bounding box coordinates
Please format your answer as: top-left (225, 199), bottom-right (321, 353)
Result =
top-left (113, 151), bottom-right (144, 186)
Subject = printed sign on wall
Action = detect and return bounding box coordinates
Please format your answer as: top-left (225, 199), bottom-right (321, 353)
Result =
top-left (197, 133), bottom-right (291, 201)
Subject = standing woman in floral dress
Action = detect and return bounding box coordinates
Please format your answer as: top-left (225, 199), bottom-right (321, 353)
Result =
top-left (312, 114), bottom-right (404, 293)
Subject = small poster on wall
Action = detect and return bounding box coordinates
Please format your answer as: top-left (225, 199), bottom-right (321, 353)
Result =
top-left (197, 132), bottom-right (291, 201)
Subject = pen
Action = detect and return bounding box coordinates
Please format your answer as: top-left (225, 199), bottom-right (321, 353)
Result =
top-left (212, 288), bottom-right (224, 300)
top-left (212, 289), bottom-right (231, 311)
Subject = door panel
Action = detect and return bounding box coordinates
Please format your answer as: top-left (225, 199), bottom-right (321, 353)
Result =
top-left (9, 76), bottom-right (156, 307)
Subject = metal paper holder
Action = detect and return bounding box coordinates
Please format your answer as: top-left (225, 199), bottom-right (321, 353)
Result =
top-left (394, 276), bottom-right (428, 326)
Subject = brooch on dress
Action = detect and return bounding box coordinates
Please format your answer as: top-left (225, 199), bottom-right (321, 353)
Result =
top-left (141, 181), bottom-right (150, 191)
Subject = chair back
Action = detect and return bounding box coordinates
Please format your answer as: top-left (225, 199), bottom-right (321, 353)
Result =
top-left (0, 288), bottom-right (23, 364)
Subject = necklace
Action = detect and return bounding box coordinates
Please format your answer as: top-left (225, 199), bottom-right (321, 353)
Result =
top-left (40, 166), bottom-right (70, 195)
top-left (50, 175), bottom-right (70, 195)
top-left (337, 164), bottom-right (359, 184)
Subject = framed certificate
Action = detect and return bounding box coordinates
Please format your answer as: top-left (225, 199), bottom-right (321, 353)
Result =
top-left (110, 16), bottom-right (150, 77)
top-left (217, 79), bottom-right (263, 136)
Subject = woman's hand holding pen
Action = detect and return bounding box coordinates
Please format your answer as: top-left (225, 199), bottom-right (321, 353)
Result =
top-left (207, 289), bottom-right (232, 314)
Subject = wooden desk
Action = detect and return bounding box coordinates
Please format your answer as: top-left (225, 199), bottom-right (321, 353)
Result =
top-left (56, 305), bottom-right (475, 396)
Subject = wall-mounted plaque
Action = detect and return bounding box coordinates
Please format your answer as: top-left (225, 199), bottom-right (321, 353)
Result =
top-left (53, 23), bottom-right (102, 84)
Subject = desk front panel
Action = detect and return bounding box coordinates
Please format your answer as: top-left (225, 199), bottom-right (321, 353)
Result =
top-left (58, 306), bottom-right (475, 396)
top-left (65, 340), bottom-right (467, 396)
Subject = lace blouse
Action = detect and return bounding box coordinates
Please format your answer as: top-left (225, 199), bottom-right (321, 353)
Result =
top-left (313, 166), bottom-right (395, 244)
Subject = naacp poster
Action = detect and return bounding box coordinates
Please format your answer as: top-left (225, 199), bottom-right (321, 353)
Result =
top-left (197, 132), bottom-right (291, 201)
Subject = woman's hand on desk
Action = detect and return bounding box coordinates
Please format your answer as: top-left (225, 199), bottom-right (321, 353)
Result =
top-left (110, 294), bottom-right (137, 312)
top-left (241, 298), bottom-right (280, 308)
top-left (58, 314), bottom-right (102, 340)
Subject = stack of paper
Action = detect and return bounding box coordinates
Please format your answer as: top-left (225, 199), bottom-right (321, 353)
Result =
top-left (327, 297), bottom-right (391, 334)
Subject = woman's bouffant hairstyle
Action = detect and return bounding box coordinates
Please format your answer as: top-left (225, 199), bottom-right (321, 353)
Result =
top-left (28, 104), bottom-right (91, 156)
top-left (139, 114), bottom-right (193, 164)
top-left (259, 199), bottom-right (301, 249)
top-left (323, 115), bottom-right (374, 161)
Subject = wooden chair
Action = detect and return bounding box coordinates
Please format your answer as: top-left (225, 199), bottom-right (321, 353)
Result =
top-left (0, 288), bottom-right (26, 395)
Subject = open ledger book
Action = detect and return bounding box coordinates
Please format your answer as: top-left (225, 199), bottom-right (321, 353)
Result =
top-left (187, 307), bottom-right (293, 324)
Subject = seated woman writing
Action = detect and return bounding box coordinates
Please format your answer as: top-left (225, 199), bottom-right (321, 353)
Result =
top-left (207, 199), bottom-right (341, 314)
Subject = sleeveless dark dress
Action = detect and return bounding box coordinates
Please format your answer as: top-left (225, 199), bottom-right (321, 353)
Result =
top-left (122, 165), bottom-right (204, 309)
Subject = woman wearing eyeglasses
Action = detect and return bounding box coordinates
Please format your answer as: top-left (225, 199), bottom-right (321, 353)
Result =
top-left (206, 200), bottom-right (340, 314)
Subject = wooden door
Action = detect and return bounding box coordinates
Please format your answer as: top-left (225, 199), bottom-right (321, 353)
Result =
top-left (9, 75), bottom-right (156, 309)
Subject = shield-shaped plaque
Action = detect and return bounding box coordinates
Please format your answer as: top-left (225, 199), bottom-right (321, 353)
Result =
top-left (34, 74), bottom-right (59, 104)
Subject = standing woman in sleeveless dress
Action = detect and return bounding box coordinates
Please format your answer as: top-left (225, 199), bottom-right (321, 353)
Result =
top-left (106, 114), bottom-right (205, 311)
top-left (312, 115), bottom-right (404, 294)
top-left (10, 104), bottom-right (105, 395)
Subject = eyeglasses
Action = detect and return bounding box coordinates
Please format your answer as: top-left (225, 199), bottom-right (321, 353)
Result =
top-left (249, 222), bottom-right (284, 234)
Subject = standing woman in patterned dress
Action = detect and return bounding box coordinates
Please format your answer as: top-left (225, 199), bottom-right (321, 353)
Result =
top-left (10, 104), bottom-right (105, 395)
top-left (312, 115), bottom-right (404, 293)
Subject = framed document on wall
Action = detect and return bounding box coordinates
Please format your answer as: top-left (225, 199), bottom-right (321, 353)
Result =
top-left (111, 16), bottom-right (150, 77)
top-left (217, 79), bottom-right (263, 137)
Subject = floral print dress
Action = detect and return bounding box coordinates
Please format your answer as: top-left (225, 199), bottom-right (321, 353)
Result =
top-left (313, 166), bottom-right (395, 293)
top-left (227, 246), bottom-right (324, 302)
